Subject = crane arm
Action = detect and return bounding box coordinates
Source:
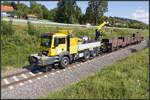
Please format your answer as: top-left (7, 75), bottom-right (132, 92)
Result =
top-left (97, 21), bottom-right (109, 31)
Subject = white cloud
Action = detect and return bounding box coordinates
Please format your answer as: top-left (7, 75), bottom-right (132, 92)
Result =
top-left (132, 8), bottom-right (149, 24)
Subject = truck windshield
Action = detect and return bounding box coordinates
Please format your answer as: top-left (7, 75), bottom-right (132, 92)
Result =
top-left (41, 36), bottom-right (52, 47)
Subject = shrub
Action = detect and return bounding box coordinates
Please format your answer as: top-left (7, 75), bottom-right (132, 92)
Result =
top-left (77, 30), bottom-right (89, 36)
top-left (27, 21), bottom-right (37, 35)
top-left (1, 20), bottom-right (15, 35)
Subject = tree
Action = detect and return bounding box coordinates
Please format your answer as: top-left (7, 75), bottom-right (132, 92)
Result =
top-left (11, 2), bottom-right (17, 10)
top-left (32, 5), bottom-right (43, 19)
top-left (17, 1), bottom-right (20, 10)
top-left (79, 14), bottom-right (86, 24)
top-left (41, 5), bottom-right (49, 19)
top-left (30, 1), bottom-right (36, 10)
top-left (17, 3), bottom-right (29, 18)
top-left (48, 8), bottom-right (57, 21)
top-left (30, 1), bottom-right (43, 19)
top-left (85, 1), bottom-right (108, 25)
top-left (2, 1), bottom-right (11, 6)
top-left (55, 0), bottom-right (81, 24)
top-left (75, 6), bottom-right (82, 23)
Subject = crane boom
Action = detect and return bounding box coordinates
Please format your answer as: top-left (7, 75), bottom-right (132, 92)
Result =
top-left (95, 21), bottom-right (109, 41)
top-left (97, 21), bottom-right (109, 31)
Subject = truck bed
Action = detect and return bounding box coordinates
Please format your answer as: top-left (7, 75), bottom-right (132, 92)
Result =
top-left (78, 41), bottom-right (101, 51)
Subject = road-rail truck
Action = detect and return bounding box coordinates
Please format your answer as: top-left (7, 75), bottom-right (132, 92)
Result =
top-left (29, 22), bottom-right (108, 71)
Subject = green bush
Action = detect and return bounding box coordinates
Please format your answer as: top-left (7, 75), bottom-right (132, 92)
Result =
top-left (77, 30), bottom-right (89, 36)
top-left (1, 20), bottom-right (15, 35)
top-left (27, 21), bottom-right (38, 35)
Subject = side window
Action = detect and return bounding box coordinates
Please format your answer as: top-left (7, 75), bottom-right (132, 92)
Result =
top-left (58, 38), bottom-right (65, 44)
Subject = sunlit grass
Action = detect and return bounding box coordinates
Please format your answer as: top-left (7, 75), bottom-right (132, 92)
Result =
top-left (41, 48), bottom-right (148, 99)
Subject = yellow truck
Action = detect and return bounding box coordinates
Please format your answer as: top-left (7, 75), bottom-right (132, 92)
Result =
top-left (29, 22), bottom-right (108, 72)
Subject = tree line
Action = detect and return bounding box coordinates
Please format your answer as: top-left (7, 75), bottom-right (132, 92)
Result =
top-left (2, 0), bottom-right (148, 29)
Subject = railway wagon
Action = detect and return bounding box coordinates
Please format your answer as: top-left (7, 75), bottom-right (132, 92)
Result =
top-left (117, 39), bottom-right (123, 47)
top-left (118, 37), bottom-right (127, 47)
top-left (131, 37), bottom-right (135, 44)
top-left (133, 33), bottom-right (144, 43)
top-left (101, 33), bottom-right (144, 52)
top-left (127, 37), bottom-right (132, 45)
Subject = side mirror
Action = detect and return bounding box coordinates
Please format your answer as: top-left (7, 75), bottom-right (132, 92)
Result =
top-left (54, 38), bottom-right (59, 47)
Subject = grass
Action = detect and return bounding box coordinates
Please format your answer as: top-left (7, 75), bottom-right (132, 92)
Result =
top-left (41, 48), bottom-right (149, 99)
top-left (1, 21), bottom-right (149, 72)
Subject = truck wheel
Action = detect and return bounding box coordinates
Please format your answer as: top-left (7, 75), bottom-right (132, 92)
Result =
top-left (84, 50), bottom-right (90, 60)
top-left (60, 56), bottom-right (70, 68)
top-left (96, 48), bottom-right (99, 56)
top-left (103, 44), bottom-right (109, 53)
top-left (91, 49), bottom-right (96, 57)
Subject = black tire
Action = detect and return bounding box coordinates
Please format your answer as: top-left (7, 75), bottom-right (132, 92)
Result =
top-left (103, 43), bottom-right (109, 53)
top-left (107, 44), bottom-right (112, 52)
top-left (96, 48), bottom-right (99, 56)
top-left (91, 49), bottom-right (97, 57)
top-left (60, 56), bottom-right (70, 68)
top-left (84, 50), bottom-right (90, 60)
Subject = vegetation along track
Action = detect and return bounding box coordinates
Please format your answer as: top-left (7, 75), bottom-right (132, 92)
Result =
top-left (1, 39), bottom-right (147, 90)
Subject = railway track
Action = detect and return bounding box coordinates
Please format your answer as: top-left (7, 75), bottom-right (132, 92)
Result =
top-left (1, 40), bottom-right (147, 90)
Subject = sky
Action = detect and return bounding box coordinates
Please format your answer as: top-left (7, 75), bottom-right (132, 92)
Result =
top-left (11, 1), bottom-right (149, 24)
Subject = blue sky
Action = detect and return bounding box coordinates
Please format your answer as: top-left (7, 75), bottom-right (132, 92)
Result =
top-left (12, 1), bottom-right (149, 24)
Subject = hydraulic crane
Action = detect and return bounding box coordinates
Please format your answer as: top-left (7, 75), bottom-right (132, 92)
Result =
top-left (95, 21), bottom-right (109, 41)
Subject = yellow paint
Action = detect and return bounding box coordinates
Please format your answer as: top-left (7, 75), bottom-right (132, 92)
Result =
top-left (43, 58), bottom-right (48, 60)
top-left (70, 38), bottom-right (79, 54)
top-left (58, 30), bottom-right (69, 35)
top-left (50, 33), bottom-right (67, 56)
top-left (40, 46), bottom-right (50, 54)
top-left (97, 21), bottom-right (109, 31)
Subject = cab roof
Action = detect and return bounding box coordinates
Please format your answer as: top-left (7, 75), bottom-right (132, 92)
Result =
top-left (41, 30), bottom-right (69, 37)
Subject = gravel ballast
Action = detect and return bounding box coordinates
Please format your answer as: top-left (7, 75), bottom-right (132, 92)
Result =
top-left (1, 40), bottom-right (148, 99)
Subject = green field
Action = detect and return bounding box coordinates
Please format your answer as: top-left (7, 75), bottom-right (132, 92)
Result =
top-left (1, 21), bottom-right (149, 72)
top-left (41, 48), bottom-right (149, 99)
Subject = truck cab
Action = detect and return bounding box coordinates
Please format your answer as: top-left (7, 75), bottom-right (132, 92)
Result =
top-left (40, 31), bottom-right (68, 56)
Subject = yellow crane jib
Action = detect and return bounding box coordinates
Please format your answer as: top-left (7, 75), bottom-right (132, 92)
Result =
top-left (97, 21), bottom-right (109, 31)
top-left (95, 21), bottom-right (109, 41)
